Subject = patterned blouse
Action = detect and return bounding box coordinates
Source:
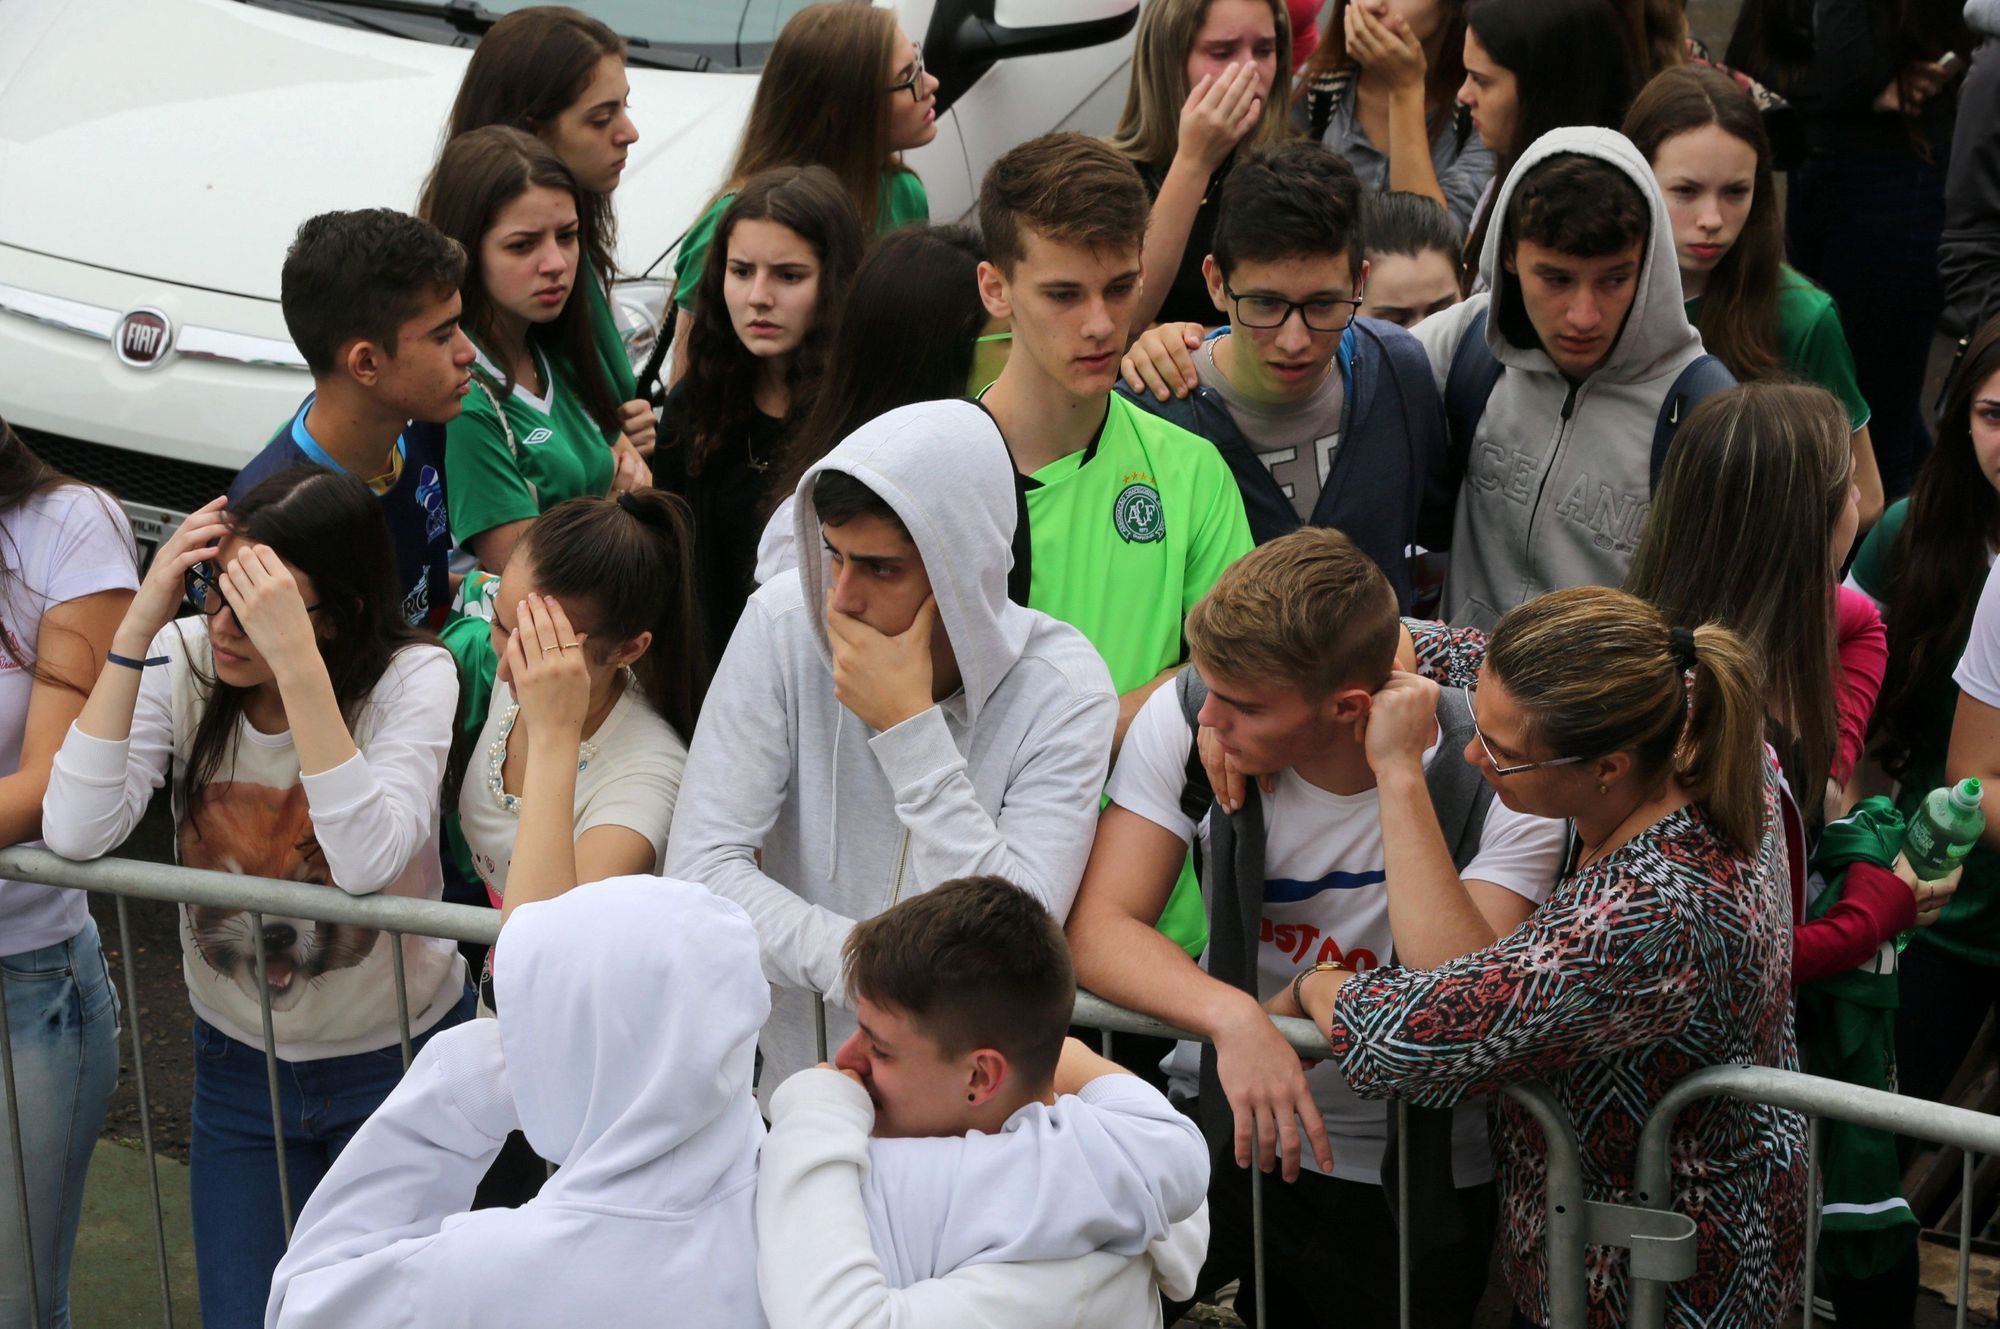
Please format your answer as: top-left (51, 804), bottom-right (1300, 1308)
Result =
top-left (1322, 619), bottom-right (1807, 1328)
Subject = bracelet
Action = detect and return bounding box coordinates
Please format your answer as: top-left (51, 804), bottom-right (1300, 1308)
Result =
top-left (106, 651), bottom-right (170, 671)
top-left (1290, 960), bottom-right (1348, 1017)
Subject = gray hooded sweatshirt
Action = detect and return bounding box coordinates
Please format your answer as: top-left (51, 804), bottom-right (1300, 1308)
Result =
top-left (1414, 127), bottom-right (1716, 629)
top-left (664, 399), bottom-right (1118, 1101)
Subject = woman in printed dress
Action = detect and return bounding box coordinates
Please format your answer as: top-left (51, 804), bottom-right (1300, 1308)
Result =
top-left (1273, 586), bottom-right (1807, 1328)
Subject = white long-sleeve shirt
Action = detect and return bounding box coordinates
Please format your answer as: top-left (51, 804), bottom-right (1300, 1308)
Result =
top-left (757, 1067), bottom-right (1210, 1329)
top-left (43, 617), bottom-right (463, 1058)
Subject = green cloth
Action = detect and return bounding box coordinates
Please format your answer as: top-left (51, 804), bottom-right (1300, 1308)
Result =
top-left (1802, 798), bottom-right (1919, 1280)
top-left (1685, 264), bottom-right (1870, 430)
top-left (581, 254), bottom-right (638, 400)
top-left (1848, 499), bottom-right (2000, 964)
top-left (672, 169), bottom-right (930, 311)
top-left (1020, 394), bottom-right (1256, 955)
top-left (445, 343), bottom-right (616, 546)
top-left (439, 572), bottom-right (501, 892)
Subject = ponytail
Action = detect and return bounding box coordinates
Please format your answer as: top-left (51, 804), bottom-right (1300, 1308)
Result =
top-left (516, 488), bottom-right (706, 737)
top-left (1488, 586), bottom-right (1769, 852)
top-left (1676, 623), bottom-right (1769, 853)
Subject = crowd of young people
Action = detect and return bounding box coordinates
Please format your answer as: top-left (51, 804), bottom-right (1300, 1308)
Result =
top-left (2, 2), bottom-right (1997, 1328)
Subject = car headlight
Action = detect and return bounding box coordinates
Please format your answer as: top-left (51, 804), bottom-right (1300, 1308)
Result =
top-left (609, 278), bottom-right (673, 372)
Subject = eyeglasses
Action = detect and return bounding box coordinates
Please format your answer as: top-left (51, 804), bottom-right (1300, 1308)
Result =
top-left (1467, 684), bottom-right (1588, 777)
top-left (1224, 282), bottom-right (1365, 333)
top-left (885, 45), bottom-right (926, 102)
top-left (185, 561), bottom-right (320, 618)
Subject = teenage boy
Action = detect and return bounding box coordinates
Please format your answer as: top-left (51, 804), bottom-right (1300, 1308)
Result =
top-left (663, 400), bottom-right (1118, 1103)
top-left (757, 875), bottom-right (1209, 1328)
top-left (1116, 141), bottom-right (1454, 611)
top-left (1411, 127), bottom-right (1734, 628)
top-left (976, 132), bottom-right (1254, 957)
top-left (266, 876), bottom-right (767, 1329)
top-left (231, 209), bottom-right (475, 629)
top-left (1065, 528), bottom-right (1567, 1329)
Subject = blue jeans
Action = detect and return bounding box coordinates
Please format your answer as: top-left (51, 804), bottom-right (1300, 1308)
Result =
top-left (0, 916), bottom-right (121, 1329)
top-left (189, 983), bottom-right (475, 1329)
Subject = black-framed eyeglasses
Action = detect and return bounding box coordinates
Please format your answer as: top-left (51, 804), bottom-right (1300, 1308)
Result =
top-left (1467, 683), bottom-right (1588, 777)
top-left (1224, 281), bottom-right (1365, 333)
top-left (185, 561), bottom-right (320, 618)
top-left (885, 45), bottom-right (926, 102)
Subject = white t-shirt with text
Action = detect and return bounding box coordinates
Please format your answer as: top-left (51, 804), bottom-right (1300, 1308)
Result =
top-left (1106, 683), bottom-right (1567, 1185)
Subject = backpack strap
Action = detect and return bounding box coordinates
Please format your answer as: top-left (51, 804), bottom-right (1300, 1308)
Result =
top-left (1442, 307), bottom-right (1502, 484)
top-left (1648, 353), bottom-right (1734, 490)
top-left (1175, 666), bottom-right (1216, 825)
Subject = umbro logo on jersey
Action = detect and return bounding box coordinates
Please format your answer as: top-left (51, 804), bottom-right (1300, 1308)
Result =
top-left (522, 427), bottom-right (555, 447)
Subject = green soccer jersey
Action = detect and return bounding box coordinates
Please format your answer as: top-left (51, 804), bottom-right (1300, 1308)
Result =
top-left (673, 169), bottom-right (930, 311)
top-left (581, 255), bottom-right (639, 401)
top-left (1018, 393), bottom-right (1255, 954)
top-left (446, 343), bottom-right (617, 545)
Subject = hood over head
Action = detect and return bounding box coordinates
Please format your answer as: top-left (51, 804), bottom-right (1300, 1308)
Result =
top-left (1969, 0), bottom-right (2000, 34)
top-left (792, 399), bottom-right (1035, 725)
top-left (495, 876), bottom-right (767, 1209)
top-left (1477, 126), bottom-right (1701, 383)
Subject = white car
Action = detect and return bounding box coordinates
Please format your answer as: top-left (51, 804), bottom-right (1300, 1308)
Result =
top-left (0, 0), bottom-right (1139, 558)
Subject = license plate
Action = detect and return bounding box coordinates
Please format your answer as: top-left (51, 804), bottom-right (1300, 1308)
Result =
top-left (121, 501), bottom-right (182, 575)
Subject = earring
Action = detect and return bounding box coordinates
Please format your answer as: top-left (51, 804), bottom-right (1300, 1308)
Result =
top-left (966, 1093), bottom-right (975, 1103)
top-left (1597, 783), bottom-right (1609, 795)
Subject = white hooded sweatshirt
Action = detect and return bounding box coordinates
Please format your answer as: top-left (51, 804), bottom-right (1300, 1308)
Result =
top-left (664, 400), bottom-right (1120, 1104)
top-left (757, 1067), bottom-right (1209, 1329)
top-left (265, 876), bottom-right (770, 1329)
top-left (1413, 126), bottom-right (1728, 629)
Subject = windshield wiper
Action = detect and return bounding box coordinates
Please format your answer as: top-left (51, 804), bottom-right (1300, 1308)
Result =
top-left (275, 0), bottom-right (714, 63)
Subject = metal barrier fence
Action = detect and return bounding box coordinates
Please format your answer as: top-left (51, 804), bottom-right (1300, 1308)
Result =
top-left (1, 847), bottom-right (1996, 1329)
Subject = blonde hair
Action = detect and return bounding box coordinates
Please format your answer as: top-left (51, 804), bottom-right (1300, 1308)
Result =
top-left (1184, 528), bottom-right (1399, 696)
top-left (1108, 0), bottom-right (1295, 167)
top-left (1487, 587), bottom-right (1768, 853)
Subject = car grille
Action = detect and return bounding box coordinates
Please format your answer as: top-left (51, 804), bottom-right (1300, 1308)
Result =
top-left (16, 427), bottom-right (235, 521)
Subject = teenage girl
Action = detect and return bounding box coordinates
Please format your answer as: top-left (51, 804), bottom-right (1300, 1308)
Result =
top-left (0, 420), bottom-right (135, 1329)
top-left (44, 465), bottom-right (470, 1329)
top-left (1296, 0), bottom-right (1494, 226)
top-left (1624, 62), bottom-right (1885, 527)
top-left (445, 4), bottom-right (657, 455)
top-left (1455, 0), bottom-right (1640, 285)
top-left (1109, 0), bottom-right (1296, 329)
top-left (753, 225), bottom-right (995, 585)
top-left (420, 126), bottom-right (648, 575)
top-left (670, 2), bottom-right (937, 376)
top-left (460, 489), bottom-right (701, 936)
top-left (1358, 190), bottom-right (1465, 328)
top-left (658, 166), bottom-right (863, 665)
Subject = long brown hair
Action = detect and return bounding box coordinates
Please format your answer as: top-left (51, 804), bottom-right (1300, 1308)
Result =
top-left (0, 419), bottom-right (129, 690)
top-left (1108, 0), bottom-right (1295, 167)
top-left (1625, 384), bottom-right (1849, 807)
top-left (418, 126), bottom-right (621, 434)
top-left (515, 489), bottom-right (705, 733)
top-left (1623, 63), bottom-right (1783, 382)
top-left (1614, 0), bottom-right (1689, 80)
top-left (1488, 586), bottom-right (1769, 853)
top-left (713, 4), bottom-right (909, 231)
top-left (1872, 315), bottom-right (2000, 775)
top-left (1300, 0), bottom-right (1468, 126)
top-left (445, 5), bottom-right (624, 282)
top-left (678, 166), bottom-right (865, 477)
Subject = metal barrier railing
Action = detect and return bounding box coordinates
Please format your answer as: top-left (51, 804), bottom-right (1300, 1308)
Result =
top-left (4, 847), bottom-right (1994, 1329)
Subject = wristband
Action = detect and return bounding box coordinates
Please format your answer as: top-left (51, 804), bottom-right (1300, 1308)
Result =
top-left (1290, 960), bottom-right (1348, 1017)
top-left (106, 651), bottom-right (170, 671)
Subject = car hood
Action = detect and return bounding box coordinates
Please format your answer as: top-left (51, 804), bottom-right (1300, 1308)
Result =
top-left (0, 0), bottom-right (754, 300)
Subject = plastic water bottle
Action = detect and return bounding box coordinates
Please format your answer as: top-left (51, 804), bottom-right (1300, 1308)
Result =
top-left (1904, 779), bottom-right (1987, 881)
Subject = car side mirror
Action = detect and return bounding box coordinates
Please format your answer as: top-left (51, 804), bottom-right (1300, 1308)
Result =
top-left (924, 0), bottom-right (1141, 114)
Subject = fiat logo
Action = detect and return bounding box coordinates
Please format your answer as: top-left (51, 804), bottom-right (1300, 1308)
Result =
top-left (114, 308), bottom-right (173, 369)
